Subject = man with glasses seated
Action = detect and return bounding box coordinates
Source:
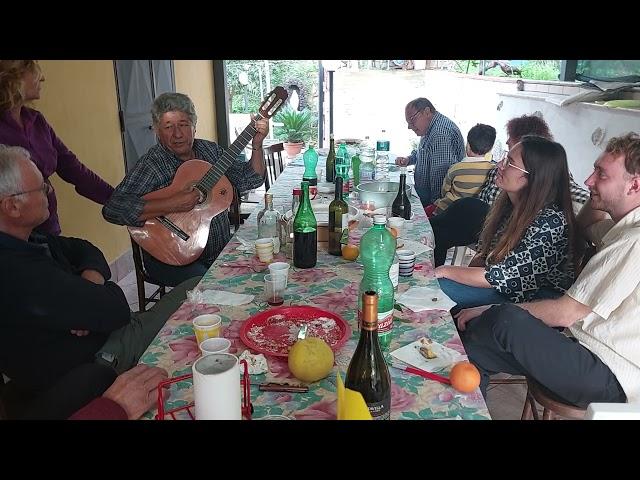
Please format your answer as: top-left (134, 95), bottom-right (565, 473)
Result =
top-left (395, 97), bottom-right (465, 207)
top-left (0, 146), bottom-right (198, 419)
top-left (429, 114), bottom-right (594, 267)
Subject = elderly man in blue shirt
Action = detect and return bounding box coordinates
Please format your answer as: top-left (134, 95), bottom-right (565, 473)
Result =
top-left (396, 97), bottom-right (465, 207)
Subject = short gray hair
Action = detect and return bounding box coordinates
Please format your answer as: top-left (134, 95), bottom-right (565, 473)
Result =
top-left (407, 97), bottom-right (436, 113)
top-left (0, 145), bottom-right (31, 196)
top-left (151, 92), bottom-right (197, 126)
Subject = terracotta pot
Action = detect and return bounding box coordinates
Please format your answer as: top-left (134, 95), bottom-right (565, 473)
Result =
top-left (283, 142), bottom-right (304, 157)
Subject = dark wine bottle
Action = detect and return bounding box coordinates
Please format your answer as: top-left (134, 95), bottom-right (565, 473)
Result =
top-left (345, 291), bottom-right (391, 420)
top-left (328, 176), bottom-right (349, 256)
top-left (325, 134), bottom-right (336, 183)
top-left (293, 181), bottom-right (317, 268)
top-left (391, 167), bottom-right (411, 220)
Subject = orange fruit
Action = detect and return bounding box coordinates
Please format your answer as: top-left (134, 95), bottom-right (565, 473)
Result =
top-left (388, 227), bottom-right (398, 238)
top-left (342, 244), bottom-right (359, 261)
top-left (449, 361), bottom-right (481, 393)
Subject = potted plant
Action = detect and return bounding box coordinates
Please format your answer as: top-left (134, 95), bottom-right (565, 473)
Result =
top-left (274, 106), bottom-right (313, 157)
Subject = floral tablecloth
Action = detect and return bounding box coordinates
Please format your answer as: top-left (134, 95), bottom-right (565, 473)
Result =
top-left (140, 158), bottom-right (491, 420)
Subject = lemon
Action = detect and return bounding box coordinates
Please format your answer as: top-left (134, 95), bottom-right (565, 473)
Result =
top-left (288, 337), bottom-right (334, 383)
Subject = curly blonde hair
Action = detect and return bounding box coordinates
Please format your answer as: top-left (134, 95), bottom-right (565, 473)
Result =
top-left (0, 60), bottom-right (42, 112)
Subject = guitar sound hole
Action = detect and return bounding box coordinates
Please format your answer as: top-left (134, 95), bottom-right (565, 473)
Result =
top-left (196, 187), bottom-right (207, 204)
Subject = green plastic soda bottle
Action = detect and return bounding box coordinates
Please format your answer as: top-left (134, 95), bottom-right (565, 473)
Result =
top-left (358, 214), bottom-right (395, 349)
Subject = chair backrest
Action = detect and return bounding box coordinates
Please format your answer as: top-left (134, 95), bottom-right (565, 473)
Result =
top-left (263, 142), bottom-right (284, 191)
top-left (130, 238), bottom-right (166, 312)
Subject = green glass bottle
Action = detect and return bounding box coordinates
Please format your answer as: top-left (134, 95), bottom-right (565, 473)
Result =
top-left (302, 144), bottom-right (318, 186)
top-left (335, 143), bottom-right (351, 198)
top-left (351, 152), bottom-right (361, 190)
top-left (345, 291), bottom-right (391, 420)
top-left (293, 181), bottom-right (317, 269)
top-left (325, 134), bottom-right (336, 183)
top-left (391, 167), bottom-right (412, 220)
top-left (328, 176), bottom-right (349, 256)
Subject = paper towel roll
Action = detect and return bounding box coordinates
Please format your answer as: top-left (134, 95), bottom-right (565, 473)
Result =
top-left (193, 353), bottom-right (241, 420)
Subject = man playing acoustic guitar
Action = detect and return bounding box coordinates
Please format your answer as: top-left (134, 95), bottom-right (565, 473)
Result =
top-left (103, 92), bottom-right (269, 286)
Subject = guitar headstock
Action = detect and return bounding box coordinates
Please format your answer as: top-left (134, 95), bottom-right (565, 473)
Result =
top-left (258, 86), bottom-right (288, 119)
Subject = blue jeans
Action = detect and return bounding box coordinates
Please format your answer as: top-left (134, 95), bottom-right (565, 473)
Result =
top-left (439, 278), bottom-right (562, 310)
top-left (438, 278), bottom-right (508, 309)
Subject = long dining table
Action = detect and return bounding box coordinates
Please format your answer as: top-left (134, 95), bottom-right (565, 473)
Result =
top-left (139, 153), bottom-right (491, 420)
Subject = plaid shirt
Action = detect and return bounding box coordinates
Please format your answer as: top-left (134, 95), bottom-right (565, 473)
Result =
top-left (103, 139), bottom-right (264, 264)
top-left (408, 111), bottom-right (465, 205)
top-left (477, 165), bottom-right (590, 206)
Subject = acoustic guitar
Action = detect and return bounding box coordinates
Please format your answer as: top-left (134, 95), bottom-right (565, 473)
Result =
top-left (128, 86), bottom-right (288, 266)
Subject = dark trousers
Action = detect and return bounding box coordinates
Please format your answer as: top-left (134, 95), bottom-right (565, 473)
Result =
top-left (4, 363), bottom-right (117, 420)
top-left (96, 276), bottom-right (200, 374)
top-left (430, 197), bottom-right (490, 266)
top-left (461, 304), bottom-right (626, 408)
top-left (143, 250), bottom-right (209, 287)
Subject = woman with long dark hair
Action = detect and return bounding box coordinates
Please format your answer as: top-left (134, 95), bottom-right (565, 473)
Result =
top-left (435, 135), bottom-right (583, 308)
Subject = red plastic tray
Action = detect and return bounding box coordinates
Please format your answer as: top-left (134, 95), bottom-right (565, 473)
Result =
top-left (240, 306), bottom-right (351, 357)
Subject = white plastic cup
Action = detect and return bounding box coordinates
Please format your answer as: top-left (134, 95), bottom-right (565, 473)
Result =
top-left (387, 217), bottom-right (405, 237)
top-left (199, 337), bottom-right (231, 356)
top-left (264, 273), bottom-right (286, 306)
top-left (268, 262), bottom-right (290, 286)
top-left (192, 314), bottom-right (222, 344)
top-left (255, 238), bottom-right (274, 262)
top-left (397, 249), bottom-right (417, 277)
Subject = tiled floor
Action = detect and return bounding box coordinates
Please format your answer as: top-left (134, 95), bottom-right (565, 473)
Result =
top-left (117, 270), bottom-right (169, 313)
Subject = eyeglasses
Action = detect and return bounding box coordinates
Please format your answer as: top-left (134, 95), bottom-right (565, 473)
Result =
top-left (6, 182), bottom-right (53, 197)
top-left (406, 109), bottom-right (422, 127)
top-left (501, 156), bottom-right (529, 175)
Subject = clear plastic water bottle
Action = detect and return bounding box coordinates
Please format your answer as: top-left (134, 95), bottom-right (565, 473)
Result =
top-left (359, 136), bottom-right (375, 184)
top-left (358, 214), bottom-right (395, 349)
top-left (375, 129), bottom-right (390, 180)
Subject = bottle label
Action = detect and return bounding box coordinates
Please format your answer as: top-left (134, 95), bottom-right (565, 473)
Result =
top-left (377, 309), bottom-right (394, 335)
top-left (358, 309), bottom-right (394, 333)
top-left (368, 400), bottom-right (391, 420)
top-left (376, 140), bottom-right (390, 152)
top-left (340, 226), bottom-right (349, 245)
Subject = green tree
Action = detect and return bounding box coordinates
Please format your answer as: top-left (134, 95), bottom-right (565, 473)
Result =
top-left (226, 60), bottom-right (319, 143)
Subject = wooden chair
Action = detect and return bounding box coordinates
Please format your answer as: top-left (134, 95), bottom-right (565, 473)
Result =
top-left (130, 238), bottom-right (166, 312)
top-left (521, 379), bottom-right (587, 420)
top-left (263, 142), bottom-right (285, 191)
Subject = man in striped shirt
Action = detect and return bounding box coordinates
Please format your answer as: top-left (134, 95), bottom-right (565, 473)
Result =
top-left (395, 98), bottom-right (465, 206)
top-left (430, 123), bottom-right (496, 215)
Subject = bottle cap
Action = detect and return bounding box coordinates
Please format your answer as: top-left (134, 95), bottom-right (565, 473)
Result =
top-left (373, 214), bottom-right (387, 225)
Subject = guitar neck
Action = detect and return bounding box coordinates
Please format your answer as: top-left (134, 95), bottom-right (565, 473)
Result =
top-left (198, 116), bottom-right (262, 190)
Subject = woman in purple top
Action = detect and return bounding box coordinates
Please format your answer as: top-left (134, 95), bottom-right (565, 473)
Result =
top-left (0, 60), bottom-right (114, 235)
